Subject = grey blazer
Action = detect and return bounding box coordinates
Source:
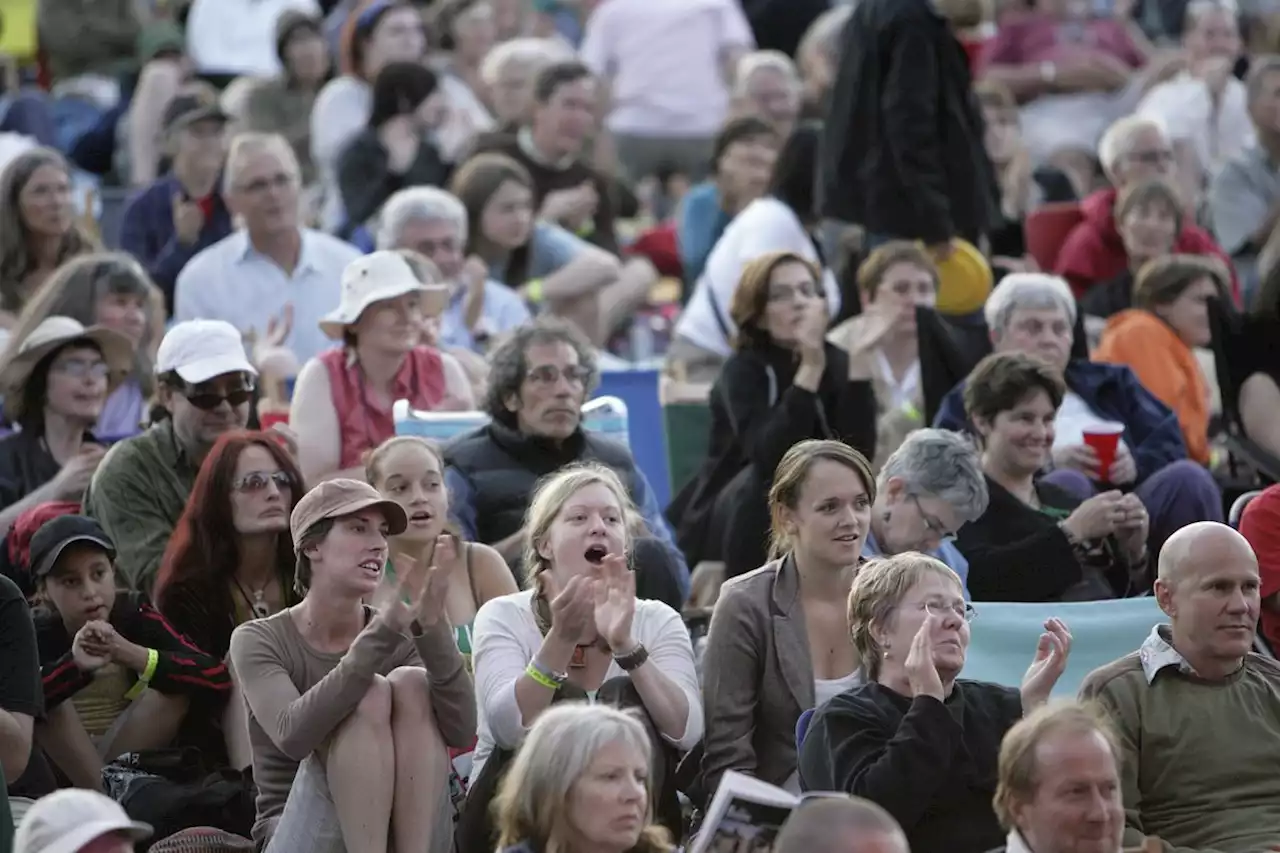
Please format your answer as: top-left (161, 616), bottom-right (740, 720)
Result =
top-left (701, 555), bottom-right (858, 794)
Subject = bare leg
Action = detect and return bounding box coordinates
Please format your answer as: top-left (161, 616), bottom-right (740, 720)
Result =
top-left (325, 675), bottom-right (395, 853)
top-left (386, 667), bottom-right (451, 853)
top-left (1241, 372), bottom-right (1280, 459)
top-left (36, 701), bottom-right (103, 790)
top-left (598, 258), bottom-right (660, 340)
top-left (223, 682), bottom-right (254, 771)
top-left (99, 690), bottom-right (189, 762)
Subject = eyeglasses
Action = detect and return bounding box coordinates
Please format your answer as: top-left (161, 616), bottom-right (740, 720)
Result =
top-left (920, 600), bottom-right (977, 623)
top-left (181, 384), bottom-right (255, 411)
top-left (52, 359), bottom-right (110, 380)
top-left (526, 364), bottom-right (591, 386)
top-left (910, 494), bottom-right (957, 544)
top-left (234, 470), bottom-right (293, 493)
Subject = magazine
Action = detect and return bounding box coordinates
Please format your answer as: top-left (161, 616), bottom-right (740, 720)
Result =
top-left (690, 771), bottom-right (810, 853)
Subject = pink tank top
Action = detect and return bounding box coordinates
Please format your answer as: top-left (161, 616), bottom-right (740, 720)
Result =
top-left (321, 346), bottom-right (448, 470)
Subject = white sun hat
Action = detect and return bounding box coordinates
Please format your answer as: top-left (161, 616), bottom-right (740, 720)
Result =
top-left (319, 251), bottom-right (449, 340)
top-left (15, 788), bottom-right (152, 853)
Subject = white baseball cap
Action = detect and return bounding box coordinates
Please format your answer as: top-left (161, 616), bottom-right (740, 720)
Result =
top-left (156, 319), bottom-right (258, 385)
top-left (318, 251), bottom-right (447, 340)
top-left (15, 789), bottom-right (152, 853)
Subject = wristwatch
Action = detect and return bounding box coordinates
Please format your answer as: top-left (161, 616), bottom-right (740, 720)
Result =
top-left (613, 643), bottom-right (650, 672)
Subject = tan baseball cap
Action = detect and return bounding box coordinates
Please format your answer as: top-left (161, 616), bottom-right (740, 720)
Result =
top-left (290, 479), bottom-right (408, 551)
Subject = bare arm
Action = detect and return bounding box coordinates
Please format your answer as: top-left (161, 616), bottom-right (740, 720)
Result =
top-left (0, 710), bottom-right (32, 782)
top-left (289, 358), bottom-right (342, 486)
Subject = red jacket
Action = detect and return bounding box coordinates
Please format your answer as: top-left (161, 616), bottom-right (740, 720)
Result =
top-left (1054, 188), bottom-right (1239, 303)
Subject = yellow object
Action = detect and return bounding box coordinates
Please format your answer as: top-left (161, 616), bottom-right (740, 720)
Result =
top-left (524, 662), bottom-right (560, 690)
top-left (124, 648), bottom-right (160, 700)
top-left (525, 278), bottom-right (545, 303)
top-left (0, 0), bottom-right (36, 60)
top-left (925, 239), bottom-right (993, 316)
top-left (71, 663), bottom-right (131, 738)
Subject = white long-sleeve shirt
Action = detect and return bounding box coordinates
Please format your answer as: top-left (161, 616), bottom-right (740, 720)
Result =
top-left (186, 0), bottom-right (321, 77)
top-left (470, 589), bottom-right (703, 782)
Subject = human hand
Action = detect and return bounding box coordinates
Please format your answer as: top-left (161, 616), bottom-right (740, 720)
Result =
top-left (1108, 443), bottom-right (1137, 486)
top-left (52, 445), bottom-right (108, 501)
top-left (1052, 443), bottom-right (1100, 478)
top-left (374, 553), bottom-right (434, 634)
top-left (593, 554), bottom-right (636, 651)
top-left (548, 574), bottom-right (598, 646)
top-left (462, 255), bottom-right (488, 293)
top-left (848, 301), bottom-right (907, 356)
top-left (1020, 618), bottom-right (1072, 710)
top-left (380, 118), bottom-right (419, 174)
top-left (172, 193), bottom-right (205, 245)
top-left (1062, 490), bottom-right (1125, 541)
top-left (799, 303), bottom-right (829, 364)
top-left (412, 536), bottom-right (454, 629)
top-left (72, 622), bottom-right (111, 672)
top-left (1113, 493), bottom-right (1149, 559)
top-left (904, 615), bottom-right (946, 701)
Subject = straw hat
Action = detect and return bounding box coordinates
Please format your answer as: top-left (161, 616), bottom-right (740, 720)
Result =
top-left (930, 239), bottom-right (993, 316)
top-left (0, 317), bottom-right (134, 421)
top-left (319, 251), bottom-right (449, 340)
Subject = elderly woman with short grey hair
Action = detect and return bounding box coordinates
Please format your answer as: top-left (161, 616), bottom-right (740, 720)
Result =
top-left (934, 271), bottom-right (1222, 562)
top-left (799, 552), bottom-right (1072, 853)
top-left (864, 429), bottom-right (988, 596)
top-left (377, 186), bottom-right (531, 353)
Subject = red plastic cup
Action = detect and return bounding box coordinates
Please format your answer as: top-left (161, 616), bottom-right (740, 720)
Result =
top-left (1082, 423), bottom-right (1124, 482)
top-left (259, 411), bottom-right (290, 431)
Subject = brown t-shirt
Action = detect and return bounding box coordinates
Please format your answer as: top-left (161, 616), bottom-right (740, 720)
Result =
top-left (229, 607), bottom-right (475, 846)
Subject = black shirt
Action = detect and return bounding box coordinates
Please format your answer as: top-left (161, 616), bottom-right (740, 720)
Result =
top-left (0, 574), bottom-right (43, 795)
top-left (799, 680), bottom-right (1022, 853)
top-left (0, 429), bottom-right (62, 511)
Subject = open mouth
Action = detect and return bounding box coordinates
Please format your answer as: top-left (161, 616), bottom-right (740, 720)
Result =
top-left (584, 545), bottom-right (608, 565)
top-left (408, 510), bottom-right (433, 524)
top-left (358, 559), bottom-right (382, 579)
top-left (833, 533), bottom-right (860, 544)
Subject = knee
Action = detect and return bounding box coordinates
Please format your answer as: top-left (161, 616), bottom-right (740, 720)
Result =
top-left (141, 689), bottom-right (191, 716)
top-left (1157, 460), bottom-right (1220, 494)
top-left (351, 675), bottom-right (393, 728)
top-left (386, 667), bottom-right (433, 722)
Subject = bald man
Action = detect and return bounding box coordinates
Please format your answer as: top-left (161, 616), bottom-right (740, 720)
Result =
top-left (1080, 521), bottom-right (1280, 852)
top-left (775, 796), bottom-right (910, 853)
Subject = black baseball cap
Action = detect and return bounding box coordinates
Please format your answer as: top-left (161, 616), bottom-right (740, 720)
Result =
top-left (163, 95), bottom-right (229, 134)
top-left (29, 516), bottom-right (116, 580)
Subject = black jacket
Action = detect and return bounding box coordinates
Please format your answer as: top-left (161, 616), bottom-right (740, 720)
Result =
top-left (800, 680), bottom-right (1022, 853)
top-left (820, 0), bottom-right (999, 243)
top-left (337, 128), bottom-right (450, 231)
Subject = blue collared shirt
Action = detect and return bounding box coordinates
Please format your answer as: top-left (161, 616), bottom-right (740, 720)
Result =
top-left (118, 174), bottom-right (234, 312)
top-left (173, 229), bottom-right (362, 363)
top-left (438, 279), bottom-right (531, 354)
top-left (863, 529), bottom-right (972, 600)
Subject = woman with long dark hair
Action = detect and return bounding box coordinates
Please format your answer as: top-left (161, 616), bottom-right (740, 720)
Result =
top-left (153, 430), bottom-right (304, 768)
top-left (0, 149), bottom-right (98, 324)
top-left (338, 61), bottom-right (451, 233)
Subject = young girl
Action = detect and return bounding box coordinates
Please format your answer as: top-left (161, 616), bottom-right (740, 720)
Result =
top-left (31, 515), bottom-right (231, 790)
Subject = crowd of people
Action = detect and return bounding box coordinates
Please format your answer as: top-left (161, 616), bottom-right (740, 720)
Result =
top-left (0, 0), bottom-right (1278, 852)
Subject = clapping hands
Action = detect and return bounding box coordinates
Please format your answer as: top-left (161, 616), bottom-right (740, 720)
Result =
top-left (1020, 618), bottom-right (1073, 710)
top-left (376, 537), bottom-right (454, 635)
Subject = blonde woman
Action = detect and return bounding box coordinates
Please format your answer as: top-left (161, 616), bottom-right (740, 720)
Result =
top-left (461, 463), bottom-right (702, 850)
top-left (493, 703), bottom-right (674, 853)
top-left (799, 553), bottom-right (1073, 853)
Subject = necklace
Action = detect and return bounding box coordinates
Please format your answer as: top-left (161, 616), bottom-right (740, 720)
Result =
top-left (232, 576), bottom-right (272, 620)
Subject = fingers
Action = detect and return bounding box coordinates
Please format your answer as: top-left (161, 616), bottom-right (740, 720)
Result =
top-left (434, 534), bottom-right (457, 567)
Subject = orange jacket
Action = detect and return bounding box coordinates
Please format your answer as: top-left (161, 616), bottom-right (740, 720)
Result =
top-left (1093, 309), bottom-right (1210, 464)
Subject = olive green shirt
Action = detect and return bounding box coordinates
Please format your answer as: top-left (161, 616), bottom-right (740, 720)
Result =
top-left (85, 419), bottom-right (200, 594)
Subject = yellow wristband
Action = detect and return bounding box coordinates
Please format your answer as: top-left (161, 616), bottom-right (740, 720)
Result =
top-left (525, 278), bottom-right (545, 303)
top-left (900, 402), bottom-right (922, 422)
top-left (524, 661), bottom-right (560, 691)
top-left (125, 649), bottom-right (160, 700)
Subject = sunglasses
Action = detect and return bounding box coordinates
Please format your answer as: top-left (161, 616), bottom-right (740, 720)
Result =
top-left (234, 470), bottom-right (293, 493)
top-left (181, 384), bottom-right (254, 411)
